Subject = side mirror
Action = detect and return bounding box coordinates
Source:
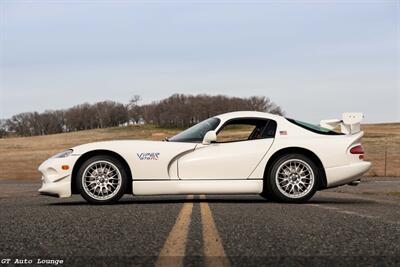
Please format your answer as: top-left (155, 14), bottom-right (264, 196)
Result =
top-left (202, 130), bottom-right (217, 145)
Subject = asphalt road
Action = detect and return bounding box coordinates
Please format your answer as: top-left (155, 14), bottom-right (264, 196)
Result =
top-left (0, 177), bottom-right (399, 267)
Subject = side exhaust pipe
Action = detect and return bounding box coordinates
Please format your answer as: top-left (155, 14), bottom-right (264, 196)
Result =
top-left (348, 179), bottom-right (361, 186)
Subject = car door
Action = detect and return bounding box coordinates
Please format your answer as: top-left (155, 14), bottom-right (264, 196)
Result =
top-left (177, 118), bottom-right (277, 179)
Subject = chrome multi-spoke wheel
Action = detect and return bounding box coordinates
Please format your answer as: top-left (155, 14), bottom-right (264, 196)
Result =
top-left (82, 161), bottom-right (122, 200)
top-left (262, 154), bottom-right (319, 203)
top-left (77, 155), bottom-right (128, 204)
top-left (275, 159), bottom-right (314, 198)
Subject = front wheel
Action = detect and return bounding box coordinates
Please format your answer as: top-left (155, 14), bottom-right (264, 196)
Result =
top-left (76, 155), bottom-right (128, 204)
top-left (263, 154), bottom-right (319, 203)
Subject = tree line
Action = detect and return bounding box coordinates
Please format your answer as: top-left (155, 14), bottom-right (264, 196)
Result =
top-left (0, 94), bottom-right (283, 138)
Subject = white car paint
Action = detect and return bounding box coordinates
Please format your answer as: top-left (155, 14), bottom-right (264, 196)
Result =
top-left (38, 111), bottom-right (371, 198)
top-left (178, 138), bottom-right (274, 179)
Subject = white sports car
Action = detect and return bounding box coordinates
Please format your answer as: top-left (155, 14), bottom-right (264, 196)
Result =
top-left (38, 111), bottom-right (371, 204)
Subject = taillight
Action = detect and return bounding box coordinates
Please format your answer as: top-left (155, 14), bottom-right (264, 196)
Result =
top-left (350, 145), bottom-right (364, 154)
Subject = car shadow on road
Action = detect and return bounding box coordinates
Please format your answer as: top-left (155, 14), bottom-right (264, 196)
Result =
top-left (46, 195), bottom-right (373, 206)
top-left (308, 198), bottom-right (374, 205)
top-left (48, 198), bottom-right (267, 206)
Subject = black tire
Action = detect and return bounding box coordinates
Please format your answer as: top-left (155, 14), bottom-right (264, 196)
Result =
top-left (262, 154), bottom-right (319, 203)
top-left (259, 192), bottom-right (275, 201)
top-left (76, 155), bottom-right (128, 204)
top-left (259, 187), bottom-right (277, 201)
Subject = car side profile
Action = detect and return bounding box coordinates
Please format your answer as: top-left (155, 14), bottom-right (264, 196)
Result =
top-left (38, 111), bottom-right (371, 204)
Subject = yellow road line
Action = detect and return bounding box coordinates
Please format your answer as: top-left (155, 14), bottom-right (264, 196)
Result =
top-left (155, 195), bottom-right (194, 267)
top-left (200, 195), bottom-right (231, 267)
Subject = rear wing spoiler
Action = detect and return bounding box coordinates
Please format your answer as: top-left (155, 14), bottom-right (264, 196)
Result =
top-left (320, 113), bottom-right (364, 135)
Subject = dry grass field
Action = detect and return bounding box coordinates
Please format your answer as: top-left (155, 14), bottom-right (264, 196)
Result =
top-left (0, 123), bottom-right (398, 181)
top-left (362, 123), bottom-right (400, 176)
top-left (0, 125), bottom-right (180, 181)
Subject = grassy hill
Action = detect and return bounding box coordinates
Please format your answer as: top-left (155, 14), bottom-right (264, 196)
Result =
top-left (0, 123), bottom-right (399, 180)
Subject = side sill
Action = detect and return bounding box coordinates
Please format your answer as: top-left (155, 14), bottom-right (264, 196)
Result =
top-left (132, 180), bottom-right (263, 195)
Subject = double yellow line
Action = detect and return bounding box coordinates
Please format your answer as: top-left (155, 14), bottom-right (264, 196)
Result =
top-left (155, 195), bottom-right (230, 267)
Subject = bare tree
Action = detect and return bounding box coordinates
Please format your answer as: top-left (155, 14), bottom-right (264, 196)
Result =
top-left (140, 94), bottom-right (283, 128)
top-left (1, 94), bottom-right (283, 137)
top-left (127, 95), bottom-right (142, 123)
top-left (0, 119), bottom-right (9, 138)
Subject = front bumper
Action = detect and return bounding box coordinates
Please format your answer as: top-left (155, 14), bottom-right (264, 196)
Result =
top-left (38, 156), bottom-right (79, 198)
top-left (326, 161), bottom-right (371, 187)
top-left (38, 176), bottom-right (71, 198)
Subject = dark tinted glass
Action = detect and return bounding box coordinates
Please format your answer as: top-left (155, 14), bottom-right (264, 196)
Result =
top-left (217, 118), bottom-right (277, 142)
top-left (169, 117), bottom-right (221, 143)
top-left (286, 118), bottom-right (343, 135)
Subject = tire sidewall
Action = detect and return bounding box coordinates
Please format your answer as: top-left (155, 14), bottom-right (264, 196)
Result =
top-left (76, 155), bottom-right (128, 204)
top-left (267, 154), bottom-right (319, 203)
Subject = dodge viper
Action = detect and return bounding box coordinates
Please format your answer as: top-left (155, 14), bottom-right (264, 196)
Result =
top-left (38, 111), bottom-right (371, 204)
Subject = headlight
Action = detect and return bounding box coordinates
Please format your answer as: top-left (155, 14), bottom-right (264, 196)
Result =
top-left (52, 149), bottom-right (73, 158)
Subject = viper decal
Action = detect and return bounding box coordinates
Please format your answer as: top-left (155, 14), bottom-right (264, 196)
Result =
top-left (137, 152), bottom-right (160, 160)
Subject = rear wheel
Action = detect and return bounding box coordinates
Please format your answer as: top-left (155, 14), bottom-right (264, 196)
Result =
top-left (262, 154), bottom-right (319, 203)
top-left (76, 155), bottom-right (128, 204)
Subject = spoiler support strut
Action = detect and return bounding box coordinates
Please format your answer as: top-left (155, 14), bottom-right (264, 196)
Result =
top-left (320, 113), bottom-right (364, 135)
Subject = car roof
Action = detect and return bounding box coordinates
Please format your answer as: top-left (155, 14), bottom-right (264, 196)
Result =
top-left (215, 111), bottom-right (284, 121)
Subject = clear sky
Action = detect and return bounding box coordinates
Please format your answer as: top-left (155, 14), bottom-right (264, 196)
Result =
top-left (0, 0), bottom-right (399, 123)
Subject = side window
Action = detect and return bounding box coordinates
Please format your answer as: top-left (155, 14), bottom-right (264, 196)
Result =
top-left (217, 118), bottom-right (277, 143)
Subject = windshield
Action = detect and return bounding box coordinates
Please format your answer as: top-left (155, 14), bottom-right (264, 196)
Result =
top-left (169, 117), bottom-right (221, 142)
top-left (286, 118), bottom-right (343, 135)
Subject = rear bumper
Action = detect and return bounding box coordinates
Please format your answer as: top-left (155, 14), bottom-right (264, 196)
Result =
top-left (326, 161), bottom-right (371, 187)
